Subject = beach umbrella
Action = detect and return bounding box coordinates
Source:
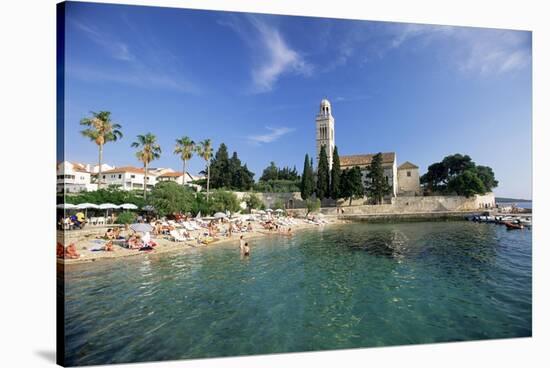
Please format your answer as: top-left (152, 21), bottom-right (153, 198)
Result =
top-left (119, 203), bottom-right (138, 210)
top-left (130, 223), bottom-right (154, 233)
top-left (75, 203), bottom-right (99, 218)
top-left (265, 208), bottom-right (273, 212)
top-left (214, 212), bottom-right (227, 219)
top-left (98, 203), bottom-right (119, 209)
top-left (257, 210), bottom-right (266, 215)
top-left (57, 203), bottom-right (76, 210)
top-left (99, 203), bottom-right (119, 221)
top-left (76, 203), bottom-right (99, 209)
top-left (275, 209), bottom-right (284, 213)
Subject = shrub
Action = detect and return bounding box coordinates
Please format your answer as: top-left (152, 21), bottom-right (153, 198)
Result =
top-left (243, 193), bottom-right (263, 213)
top-left (148, 181), bottom-right (195, 217)
top-left (116, 211), bottom-right (137, 225)
top-left (306, 198), bottom-right (321, 215)
top-left (208, 190), bottom-right (240, 214)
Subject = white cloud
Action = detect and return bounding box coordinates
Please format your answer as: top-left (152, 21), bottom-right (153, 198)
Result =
top-left (387, 24), bottom-right (531, 76)
top-left (72, 20), bottom-right (135, 61)
top-left (69, 18), bottom-right (199, 94)
top-left (247, 126), bottom-right (295, 145)
top-left (220, 16), bottom-right (312, 93)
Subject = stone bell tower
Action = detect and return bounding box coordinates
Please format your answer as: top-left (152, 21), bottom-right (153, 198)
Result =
top-left (315, 98), bottom-right (335, 171)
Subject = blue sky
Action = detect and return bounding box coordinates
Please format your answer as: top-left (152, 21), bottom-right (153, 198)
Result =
top-left (62, 2), bottom-right (532, 199)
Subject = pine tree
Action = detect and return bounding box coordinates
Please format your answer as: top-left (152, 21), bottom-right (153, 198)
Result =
top-left (330, 146), bottom-right (341, 200)
top-left (316, 145), bottom-right (330, 200)
top-left (365, 152), bottom-right (391, 204)
top-left (300, 154), bottom-right (314, 200)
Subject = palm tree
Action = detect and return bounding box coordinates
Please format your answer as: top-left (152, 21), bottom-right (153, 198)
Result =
top-left (174, 136), bottom-right (195, 187)
top-left (196, 139), bottom-right (213, 201)
top-left (80, 111), bottom-right (123, 189)
top-left (131, 133), bottom-right (161, 200)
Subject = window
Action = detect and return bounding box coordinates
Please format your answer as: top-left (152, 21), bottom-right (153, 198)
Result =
top-left (102, 175), bottom-right (105, 179)
top-left (130, 175), bottom-right (135, 179)
top-left (407, 171), bottom-right (411, 177)
top-left (118, 174), bottom-right (122, 179)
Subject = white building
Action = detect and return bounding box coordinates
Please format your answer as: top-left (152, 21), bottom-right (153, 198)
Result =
top-left (315, 99), bottom-right (336, 171)
top-left (397, 161), bottom-right (421, 196)
top-left (314, 98), bottom-right (420, 199)
top-left (57, 161), bottom-right (97, 193)
top-left (100, 166), bottom-right (157, 191)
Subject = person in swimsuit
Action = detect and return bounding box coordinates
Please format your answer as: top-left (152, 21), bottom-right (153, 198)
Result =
top-left (239, 235), bottom-right (245, 253)
top-left (243, 242), bottom-right (250, 256)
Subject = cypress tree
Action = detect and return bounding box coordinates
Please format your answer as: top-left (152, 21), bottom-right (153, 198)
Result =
top-left (330, 146), bottom-right (341, 200)
top-left (316, 145), bottom-right (330, 200)
top-left (300, 154), bottom-right (314, 200)
top-left (365, 152), bottom-right (391, 204)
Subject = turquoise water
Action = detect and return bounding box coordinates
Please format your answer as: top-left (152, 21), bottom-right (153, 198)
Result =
top-left (62, 221), bottom-right (532, 366)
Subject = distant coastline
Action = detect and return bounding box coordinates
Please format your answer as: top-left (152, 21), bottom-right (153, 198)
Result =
top-left (495, 197), bottom-right (532, 203)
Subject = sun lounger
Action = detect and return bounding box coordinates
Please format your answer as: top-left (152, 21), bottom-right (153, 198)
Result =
top-left (170, 230), bottom-right (187, 242)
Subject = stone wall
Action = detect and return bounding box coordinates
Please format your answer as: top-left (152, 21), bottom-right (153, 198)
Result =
top-left (286, 193), bottom-right (495, 217)
top-left (234, 191), bottom-right (495, 216)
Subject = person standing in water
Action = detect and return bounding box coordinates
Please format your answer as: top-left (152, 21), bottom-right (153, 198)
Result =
top-left (239, 235), bottom-right (245, 253)
top-left (243, 242), bottom-right (250, 256)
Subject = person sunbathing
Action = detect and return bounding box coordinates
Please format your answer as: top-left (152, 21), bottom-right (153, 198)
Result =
top-left (102, 228), bottom-right (115, 240)
top-left (104, 241), bottom-right (115, 252)
top-left (65, 243), bottom-right (80, 259)
top-left (113, 227), bottom-right (122, 239)
top-left (56, 242), bottom-right (64, 258)
top-left (127, 234), bottom-right (142, 249)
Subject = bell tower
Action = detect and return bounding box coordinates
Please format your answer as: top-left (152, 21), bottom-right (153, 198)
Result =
top-left (315, 98), bottom-right (335, 171)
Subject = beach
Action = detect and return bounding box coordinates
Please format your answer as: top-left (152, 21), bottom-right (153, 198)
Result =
top-left (58, 217), bottom-right (344, 265)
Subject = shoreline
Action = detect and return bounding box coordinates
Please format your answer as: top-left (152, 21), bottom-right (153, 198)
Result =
top-left (58, 218), bottom-right (345, 267)
top-left (58, 210), bottom-right (532, 267)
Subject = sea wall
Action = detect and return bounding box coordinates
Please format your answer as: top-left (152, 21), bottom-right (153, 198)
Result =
top-left (234, 191), bottom-right (495, 217)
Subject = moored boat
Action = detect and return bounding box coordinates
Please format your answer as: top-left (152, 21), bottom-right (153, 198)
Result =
top-left (505, 222), bottom-right (524, 230)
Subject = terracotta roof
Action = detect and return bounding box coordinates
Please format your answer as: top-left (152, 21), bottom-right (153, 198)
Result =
top-left (158, 171), bottom-right (184, 177)
top-left (71, 162), bottom-right (89, 173)
top-left (340, 152), bottom-right (396, 168)
top-left (102, 166), bottom-right (151, 175)
top-left (398, 161), bottom-right (419, 170)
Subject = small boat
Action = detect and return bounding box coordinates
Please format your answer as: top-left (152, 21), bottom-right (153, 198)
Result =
top-left (505, 222), bottom-right (524, 230)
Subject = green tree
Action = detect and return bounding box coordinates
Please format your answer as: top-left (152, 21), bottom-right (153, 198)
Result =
top-left (330, 146), bottom-right (341, 200)
top-left (131, 133), bottom-right (161, 200)
top-left (149, 181), bottom-right (195, 217)
top-left (448, 170), bottom-right (486, 198)
top-left (196, 139), bottom-right (214, 201)
top-left (421, 153), bottom-right (498, 196)
top-left (80, 111), bottom-right (123, 189)
top-left (474, 165), bottom-right (499, 192)
top-left (260, 161), bottom-right (279, 182)
top-left (116, 211), bottom-right (137, 225)
top-left (306, 198), bottom-right (321, 215)
top-left (173, 136), bottom-right (195, 187)
top-left (341, 167), bottom-right (364, 205)
top-left (300, 154), bottom-right (314, 200)
top-left (209, 190), bottom-right (240, 214)
top-left (243, 193), bottom-right (263, 213)
top-left (228, 152), bottom-right (255, 190)
top-left (209, 143), bottom-right (232, 189)
top-left (365, 153), bottom-right (391, 204)
top-left (316, 146), bottom-right (330, 199)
